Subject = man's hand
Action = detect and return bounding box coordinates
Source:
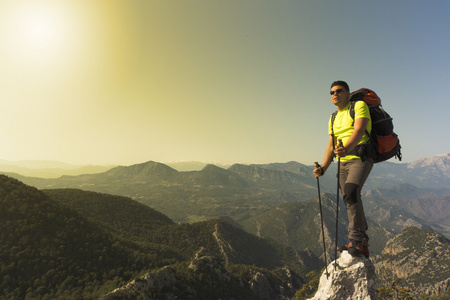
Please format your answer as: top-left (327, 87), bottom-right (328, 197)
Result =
top-left (313, 162), bottom-right (324, 178)
top-left (334, 145), bottom-right (347, 158)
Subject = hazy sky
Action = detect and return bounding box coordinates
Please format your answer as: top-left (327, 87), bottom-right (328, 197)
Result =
top-left (0, 0), bottom-right (448, 166)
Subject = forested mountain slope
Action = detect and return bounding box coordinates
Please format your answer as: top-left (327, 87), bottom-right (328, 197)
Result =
top-left (1, 176), bottom-right (316, 299)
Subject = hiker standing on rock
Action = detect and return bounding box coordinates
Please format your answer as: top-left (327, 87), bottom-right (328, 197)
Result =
top-left (313, 80), bottom-right (373, 257)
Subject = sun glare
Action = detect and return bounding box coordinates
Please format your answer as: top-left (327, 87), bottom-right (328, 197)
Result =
top-left (0, 0), bottom-right (137, 83)
top-left (0, 1), bottom-right (77, 65)
top-left (18, 8), bottom-right (62, 49)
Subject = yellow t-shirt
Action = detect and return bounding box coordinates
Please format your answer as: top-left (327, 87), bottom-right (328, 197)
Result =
top-left (328, 101), bottom-right (372, 161)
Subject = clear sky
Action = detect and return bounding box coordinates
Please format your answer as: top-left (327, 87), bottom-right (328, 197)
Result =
top-left (0, 0), bottom-right (448, 166)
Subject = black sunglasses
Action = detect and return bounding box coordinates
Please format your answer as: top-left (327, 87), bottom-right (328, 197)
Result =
top-left (330, 88), bottom-right (344, 95)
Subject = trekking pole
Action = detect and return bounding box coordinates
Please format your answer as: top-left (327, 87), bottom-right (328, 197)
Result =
top-left (314, 162), bottom-right (329, 278)
top-left (335, 139), bottom-right (343, 270)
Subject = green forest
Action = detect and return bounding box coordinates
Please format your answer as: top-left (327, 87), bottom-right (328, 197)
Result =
top-left (0, 175), bottom-right (309, 299)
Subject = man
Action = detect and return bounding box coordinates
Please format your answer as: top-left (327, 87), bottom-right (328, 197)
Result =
top-left (313, 80), bottom-right (373, 257)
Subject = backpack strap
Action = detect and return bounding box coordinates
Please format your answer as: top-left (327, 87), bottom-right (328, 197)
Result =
top-left (350, 100), bottom-right (373, 145)
top-left (331, 110), bottom-right (338, 141)
top-left (349, 101), bottom-right (356, 126)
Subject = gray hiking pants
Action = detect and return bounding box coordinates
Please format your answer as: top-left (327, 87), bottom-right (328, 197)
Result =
top-left (338, 158), bottom-right (373, 244)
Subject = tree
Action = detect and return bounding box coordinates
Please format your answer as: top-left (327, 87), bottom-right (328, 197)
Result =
top-left (292, 269), bottom-right (322, 300)
top-left (377, 268), bottom-right (413, 299)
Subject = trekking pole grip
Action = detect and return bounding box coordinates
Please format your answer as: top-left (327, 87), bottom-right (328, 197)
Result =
top-left (314, 162), bottom-right (324, 176)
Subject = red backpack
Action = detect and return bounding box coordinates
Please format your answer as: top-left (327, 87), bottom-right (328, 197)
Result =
top-left (331, 88), bottom-right (402, 163)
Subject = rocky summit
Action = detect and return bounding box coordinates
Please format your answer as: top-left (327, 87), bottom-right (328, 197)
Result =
top-left (308, 251), bottom-right (378, 300)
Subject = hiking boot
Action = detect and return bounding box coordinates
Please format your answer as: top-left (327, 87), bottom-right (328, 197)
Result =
top-left (348, 240), bottom-right (370, 258)
top-left (338, 240), bottom-right (370, 258)
top-left (337, 242), bottom-right (351, 253)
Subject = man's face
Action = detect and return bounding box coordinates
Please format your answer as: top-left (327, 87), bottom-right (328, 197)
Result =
top-left (330, 85), bottom-right (350, 107)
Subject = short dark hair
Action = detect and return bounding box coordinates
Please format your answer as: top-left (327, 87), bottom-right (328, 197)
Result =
top-left (331, 81), bottom-right (349, 92)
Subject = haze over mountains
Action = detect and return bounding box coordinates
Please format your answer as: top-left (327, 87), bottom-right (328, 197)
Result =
top-left (0, 160), bottom-right (114, 178)
top-left (3, 153), bottom-right (449, 237)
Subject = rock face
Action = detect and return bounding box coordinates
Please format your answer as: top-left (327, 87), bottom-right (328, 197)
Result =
top-left (101, 247), bottom-right (303, 300)
top-left (308, 251), bottom-right (378, 300)
top-left (373, 227), bottom-right (450, 297)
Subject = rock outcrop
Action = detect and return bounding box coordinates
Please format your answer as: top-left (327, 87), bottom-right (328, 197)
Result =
top-left (308, 251), bottom-right (378, 300)
top-left (100, 266), bottom-right (179, 300)
top-left (101, 247), bottom-right (303, 300)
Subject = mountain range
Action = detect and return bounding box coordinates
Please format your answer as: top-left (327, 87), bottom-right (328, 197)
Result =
top-left (4, 153), bottom-right (449, 240)
top-left (1, 153), bottom-right (449, 298)
top-left (2, 174), bottom-right (448, 299)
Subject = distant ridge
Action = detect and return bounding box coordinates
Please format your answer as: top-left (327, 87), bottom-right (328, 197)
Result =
top-left (0, 161), bottom-right (113, 178)
top-left (166, 161), bottom-right (231, 171)
top-left (229, 163), bottom-right (316, 190)
top-left (251, 161), bottom-right (311, 175)
top-left (104, 161), bottom-right (178, 179)
top-left (407, 152), bottom-right (450, 169)
top-left (183, 164), bottom-right (248, 187)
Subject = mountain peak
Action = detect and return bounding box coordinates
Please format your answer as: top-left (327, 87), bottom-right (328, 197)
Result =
top-left (201, 164), bottom-right (225, 172)
top-left (408, 153), bottom-right (450, 178)
top-left (105, 161), bottom-right (178, 178)
top-left (186, 164), bottom-right (247, 187)
top-left (308, 252), bottom-right (378, 300)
